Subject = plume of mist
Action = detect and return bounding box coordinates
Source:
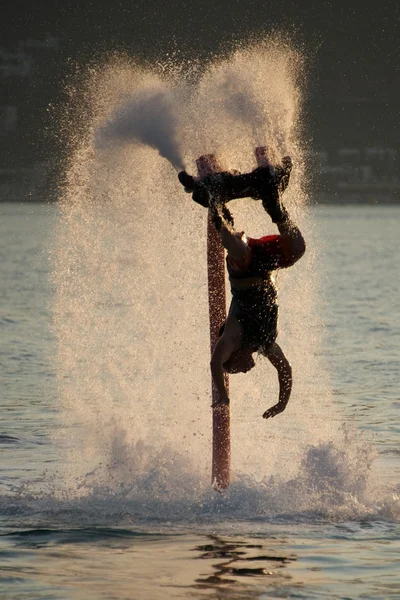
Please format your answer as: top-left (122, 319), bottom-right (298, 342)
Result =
top-left (95, 84), bottom-right (184, 171)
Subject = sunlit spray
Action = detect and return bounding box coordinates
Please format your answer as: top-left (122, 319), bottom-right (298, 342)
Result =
top-left (51, 39), bottom-right (380, 518)
top-left (95, 76), bottom-right (185, 171)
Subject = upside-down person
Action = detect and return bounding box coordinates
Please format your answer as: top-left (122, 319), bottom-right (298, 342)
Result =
top-left (178, 157), bottom-right (306, 419)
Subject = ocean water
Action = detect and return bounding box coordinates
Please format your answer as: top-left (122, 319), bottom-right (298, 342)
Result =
top-left (0, 202), bottom-right (399, 600)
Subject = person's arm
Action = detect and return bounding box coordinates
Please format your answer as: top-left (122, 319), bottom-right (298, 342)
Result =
top-left (210, 341), bottom-right (230, 406)
top-left (219, 219), bottom-right (251, 263)
top-left (210, 315), bottom-right (244, 407)
top-left (262, 342), bottom-right (292, 419)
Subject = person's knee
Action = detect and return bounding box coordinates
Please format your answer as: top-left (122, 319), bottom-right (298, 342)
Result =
top-left (292, 232), bottom-right (306, 259)
top-left (283, 229), bottom-right (306, 263)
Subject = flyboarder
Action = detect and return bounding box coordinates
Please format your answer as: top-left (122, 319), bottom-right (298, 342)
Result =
top-left (178, 157), bottom-right (305, 419)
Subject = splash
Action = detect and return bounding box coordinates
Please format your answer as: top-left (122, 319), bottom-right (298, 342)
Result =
top-left (50, 38), bottom-right (381, 519)
top-left (2, 436), bottom-right (398, 525)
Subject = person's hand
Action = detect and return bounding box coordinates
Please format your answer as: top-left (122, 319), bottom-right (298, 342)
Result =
top-left (262, 401), bottom-right (287, 419)
top-left (211, 395), bottom-right (230, 408)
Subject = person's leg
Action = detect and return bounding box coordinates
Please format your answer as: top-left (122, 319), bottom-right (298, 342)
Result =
top-left (262, 342), bottom-right (292, 419)
top-left (210, 314), bottom-right (244, 406)
top-left (221, 157), bottom-right (293, 202)
top-left (204, 166), bottom-right (284, 203)
top-left (178, 157), bottom-right (292, 207)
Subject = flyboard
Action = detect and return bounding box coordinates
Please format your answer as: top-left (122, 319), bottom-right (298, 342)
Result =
top-left (195, 147), bottom-right (272, 491)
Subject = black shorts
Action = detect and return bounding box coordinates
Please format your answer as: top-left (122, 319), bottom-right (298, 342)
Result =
top-left (228, 294), bottom-right (278, 353)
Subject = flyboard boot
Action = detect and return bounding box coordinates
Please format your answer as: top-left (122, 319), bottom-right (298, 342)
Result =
top-left (178, 147), bottom-right (293, 209)
top-left (191, 154), bottom-right (235, 230)
top-left (178, 154), bottom-right (235, 208)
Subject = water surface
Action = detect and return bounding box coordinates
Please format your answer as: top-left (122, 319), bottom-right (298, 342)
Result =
top-left (1, 203), bottom-right (399, 599)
